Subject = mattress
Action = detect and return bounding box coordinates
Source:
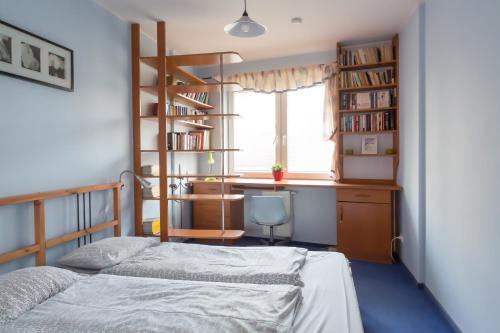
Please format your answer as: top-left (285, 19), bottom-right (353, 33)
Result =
top-left (293, 251), bottom-right (364, 333)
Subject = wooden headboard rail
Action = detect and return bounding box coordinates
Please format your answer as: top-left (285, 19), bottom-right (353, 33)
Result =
top-left (0, 182), bottom-right (122, 266)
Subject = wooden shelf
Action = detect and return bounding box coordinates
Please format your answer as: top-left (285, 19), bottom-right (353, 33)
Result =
top-left (341, 154), bottom-right (397, 157)
top-left (158, 228), bottom-right (245, 240)
top-left (176, 120), bottom-right (214, 129)
top-left (338, 84), bottom-right (397, 93)
top-left (140, 117), bottom-right (214, 129)
top-left (140, 58), bottom-right (206, 85)
top-left (141, 114), bottom-right (239, 121)
top-left (338, 61), bottom-right (397, 71)
top-left (335, 34), bottom-right (399, 184)
top-left (339, 107), bottom-right (397, 113)
top-left (144, 194), bottom-right (245, 201)
top-left (141, 149), bottom-right (239, 153)
top-left (172, 93), bottom-right (214, 109)
top-left (167, 52), bottom-right (243, 67)
top-left (141, 83), bottom-right (242, 96)
top-left (340, 130), bottom-right (397, 135)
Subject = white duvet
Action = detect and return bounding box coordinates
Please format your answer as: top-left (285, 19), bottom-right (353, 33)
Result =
top-left (1, 274), bottom-right (302, 333)
top-left (102, 242), bottom-right (308, 286)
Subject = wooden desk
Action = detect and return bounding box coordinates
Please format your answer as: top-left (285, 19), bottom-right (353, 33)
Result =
top-left (191, 178), bottom-right (401, 263)
top-left (191, 178), bottom-right (401, 191)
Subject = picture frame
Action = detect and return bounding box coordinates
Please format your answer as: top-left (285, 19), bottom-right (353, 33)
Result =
top-left (0, 19), bottom-right (73, 92)
top-left (361, 135), bottom-right (378, 155)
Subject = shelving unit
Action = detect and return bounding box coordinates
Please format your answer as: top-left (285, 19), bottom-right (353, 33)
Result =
top-left (131, 21), bottom-right (245, 242)
top-left (335, 35), bottom-right (399, 183)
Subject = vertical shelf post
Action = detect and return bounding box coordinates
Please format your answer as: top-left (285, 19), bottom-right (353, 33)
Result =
top-left (131, 23), bottom-right (143, 236)
top-left (219, 54), bottom-right (225, 234)
top-left (157, 21), bottom-right (169, 242)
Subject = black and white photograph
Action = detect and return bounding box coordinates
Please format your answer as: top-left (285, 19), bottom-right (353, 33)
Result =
top-left (21, 42), bottom-right (40, 72)
top-left (48, 52), bottom-right (65, 79)
top-left (0, 19), bottom-right (73, 91)
top-left (0, 33), bottom-right (11, 64)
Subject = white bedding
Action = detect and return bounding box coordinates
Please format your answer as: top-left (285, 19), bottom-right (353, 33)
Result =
top-left (293, 252), bottom-right (364, 333)
top-left (101, 242), bottom-right (308, 286)
top-left (1, 274), bottom-right (302, 333)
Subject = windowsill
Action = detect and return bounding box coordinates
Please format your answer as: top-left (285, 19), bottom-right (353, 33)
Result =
top-left (233, 172), bottom-right (332, 181)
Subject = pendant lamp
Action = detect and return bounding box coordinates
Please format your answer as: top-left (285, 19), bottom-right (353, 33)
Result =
top-left (224, 0), bottom-right (267, 38)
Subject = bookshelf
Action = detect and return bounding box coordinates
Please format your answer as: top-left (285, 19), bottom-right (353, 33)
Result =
top-left (131, 21), bottom-right (245, 242)
top-left (336, 35), bottom-right (399, 183)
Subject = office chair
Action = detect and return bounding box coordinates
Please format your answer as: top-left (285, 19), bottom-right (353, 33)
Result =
top-left (250, 196), bottom-right (289, 245)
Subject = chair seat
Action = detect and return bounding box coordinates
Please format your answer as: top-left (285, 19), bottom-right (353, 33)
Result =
top-left (253, 220), bottom-right (286, 227)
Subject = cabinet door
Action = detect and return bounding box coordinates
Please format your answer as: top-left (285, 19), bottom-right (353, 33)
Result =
top-left (337, 202), bottom-right (392, 263)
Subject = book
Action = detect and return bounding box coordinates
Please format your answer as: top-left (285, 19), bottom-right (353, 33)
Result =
top-left (340, 112), bottom-right (396, 133)
top-left (340, 44), bottom-right (394, 66)
top-left (143, 218), bottom-right (160, 236)
top-left (141, 165), bottom-right (159, 177)
top-left (340, 69), bottom-right (394, 88)
top-left (143, 186), bottom-right (160, 198)
top-left (340, 90), bottom-right (396, 110)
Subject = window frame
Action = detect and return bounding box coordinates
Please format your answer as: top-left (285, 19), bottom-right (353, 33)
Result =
top-left (228, 87), bottom-right (331, 180)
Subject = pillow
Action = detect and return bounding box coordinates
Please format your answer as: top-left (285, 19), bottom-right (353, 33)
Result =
top-left (57, 236), bottom-right (160, 270)
top-left (0, 266), bottom-right (80, 324)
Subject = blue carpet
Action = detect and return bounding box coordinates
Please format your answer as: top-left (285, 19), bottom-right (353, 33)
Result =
top-left (189, 237), bottom-right (456, 333)
top-left (350, 260), bottom-right (456, 333)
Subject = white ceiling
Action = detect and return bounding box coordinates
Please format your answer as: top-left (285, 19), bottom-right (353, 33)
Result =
top-left (96, 0), bottom-right (421, 61)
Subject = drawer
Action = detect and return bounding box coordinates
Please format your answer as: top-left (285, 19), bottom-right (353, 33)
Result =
top-left (193, 183), bottom-right (231, 194)
top-left (337, 189), bottom-right (391, 204)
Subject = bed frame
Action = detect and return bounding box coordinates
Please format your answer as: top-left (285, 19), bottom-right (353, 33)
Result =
top-left (0, 182), bottom-right (122, 266)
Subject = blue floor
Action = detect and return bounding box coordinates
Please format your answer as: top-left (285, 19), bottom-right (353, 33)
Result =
top-left (351, 260), bottom-right (456, 333)
top-left (191, 237), bottom-right (456, 333)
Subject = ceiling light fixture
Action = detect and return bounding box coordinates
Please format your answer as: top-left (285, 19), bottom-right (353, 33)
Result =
top-left (224, 0), bottom-right (267, 38)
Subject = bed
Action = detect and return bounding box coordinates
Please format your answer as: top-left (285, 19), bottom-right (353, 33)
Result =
top-left (0, 182), bottom-right (363, 333)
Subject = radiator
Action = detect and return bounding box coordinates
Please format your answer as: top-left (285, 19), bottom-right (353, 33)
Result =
top-left (260, 191), bottom-right (294, 239)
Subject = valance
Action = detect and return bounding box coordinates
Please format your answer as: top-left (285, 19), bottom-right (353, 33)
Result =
top-left (225, 63), bottom-right (336, 93)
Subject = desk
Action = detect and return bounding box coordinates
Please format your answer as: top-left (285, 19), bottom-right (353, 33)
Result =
top-left (191, 178), bottom-right (401, 263)
top-left (191, 178), bottom-right (401, 190)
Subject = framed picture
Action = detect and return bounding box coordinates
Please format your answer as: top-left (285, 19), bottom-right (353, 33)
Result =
top-left (361, 135), bottom-right (378, 155)
top-left (0, 19), bottom-right (73, 91)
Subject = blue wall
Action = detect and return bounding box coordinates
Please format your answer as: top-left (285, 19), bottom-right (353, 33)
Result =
top-left (0, 0), bottom-right (132, 274)
top-left (424, 0), bottom-right (500, 331)
top-left (398, 4), bottom-right (426, 283)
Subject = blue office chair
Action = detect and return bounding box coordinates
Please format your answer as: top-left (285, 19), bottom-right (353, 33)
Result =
top-left (250, 196), bottom-right (289, 245)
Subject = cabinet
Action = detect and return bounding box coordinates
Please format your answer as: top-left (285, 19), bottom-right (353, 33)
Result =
top-left (193, 182), bottom-right (244, 231)
top-left (337, 188), bottom-right (393, 263)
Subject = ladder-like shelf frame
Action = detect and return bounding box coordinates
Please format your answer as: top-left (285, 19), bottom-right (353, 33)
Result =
top-left (131, 21), bottom-right (245, 242)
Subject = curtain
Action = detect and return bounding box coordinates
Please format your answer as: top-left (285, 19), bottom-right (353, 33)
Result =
top-left (321, 64), bottom-right (340, 180)
top-left (224, 63), bottom-right (335, 93)
top-left (224, 63), bottom-right (339, 180)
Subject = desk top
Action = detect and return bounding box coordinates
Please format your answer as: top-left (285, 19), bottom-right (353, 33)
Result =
top-left (191, 178), bottom-right (402, 191)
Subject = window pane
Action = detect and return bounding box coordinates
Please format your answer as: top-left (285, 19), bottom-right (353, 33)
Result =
top-left (287, 85), bottom-right (333, 173)
top-left (232, 91), bottom-right (276, 172)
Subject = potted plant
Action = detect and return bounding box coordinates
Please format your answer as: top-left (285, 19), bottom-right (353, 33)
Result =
top-left (271, 163), bottom-right (284, 181)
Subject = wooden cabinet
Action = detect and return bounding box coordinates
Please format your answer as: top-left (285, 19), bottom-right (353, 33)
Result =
top-left (337, 188), bottom-right (394, 263)
top-left (192, 182), bottom-right (244, 231)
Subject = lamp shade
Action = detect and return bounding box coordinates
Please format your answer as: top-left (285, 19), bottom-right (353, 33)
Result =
top-left (224, 14), bottom-right (267, 38)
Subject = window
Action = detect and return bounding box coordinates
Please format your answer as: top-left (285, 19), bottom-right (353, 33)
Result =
top-left (230, 85), bottom-right (333, 178)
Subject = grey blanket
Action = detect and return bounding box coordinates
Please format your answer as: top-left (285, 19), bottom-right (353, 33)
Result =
top-left (102, 242), bottom-right (308, 286)
top-left (1, 274), bottom-right (302, 333)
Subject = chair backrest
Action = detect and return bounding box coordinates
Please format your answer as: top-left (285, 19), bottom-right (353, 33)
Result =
top-left (250, 196), bottom-right (288, 225)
